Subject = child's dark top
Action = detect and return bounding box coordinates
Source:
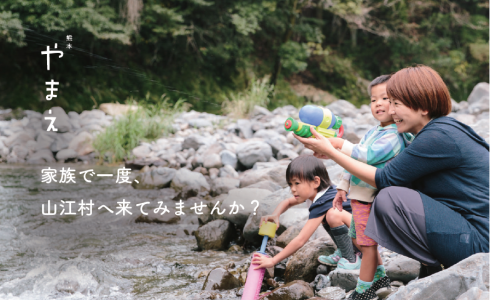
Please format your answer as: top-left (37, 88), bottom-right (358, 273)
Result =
top-left (309, 185), bottom-right (352, 219)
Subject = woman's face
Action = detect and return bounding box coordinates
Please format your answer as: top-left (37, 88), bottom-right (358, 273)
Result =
top-left (389, 99), bottom-right (431, 134)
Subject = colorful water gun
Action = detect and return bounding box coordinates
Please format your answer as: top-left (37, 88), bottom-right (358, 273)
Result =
top-left (284, 105), bottom-right (344, 138)
top-left (241, 222), bottom-right (277, 300)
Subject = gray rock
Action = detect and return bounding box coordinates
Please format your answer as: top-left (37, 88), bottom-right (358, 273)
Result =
top-left (266, 136), bottom-right (288, 156)
top-left (182, 135), bottom-right (213, 150)
top-left (467, 83), bottom-right (489, 105)
top-left (387, 253), bottom-right (489, 300)
top-left (219, 164), bottom-right (239, 178)
top-left (236, 119), bottom-right (253, 139)
top-left (211, 177), bottom-right (240, 196)
top-left (450, 113), bottom-right (476, 125)
top-left (27, 149), bottom-right (55, 164)
top-left (236, 141), bottom-right (273, 169)
top-left (203, 153), bottom-right (223, 169)
top-left (42, 107), bottom-right (72, 133)
top-left (284, 237), bottom-right (335, 283)
top-left (245, 180), bottom-right (282, 192)
top-left (132, 145), bottom-right (151, 158)
top-left (240, 164), bottom-right (288, 188)
top-left (135, 211), bottom-right (180, 224)
top-left (132, 167), bottom-right (176, 189)
top-left (316, 264), bottom-right (329, 275)
top-left (56, 149), bottom-right (78, 162)
top-left (219, 150), bottom-right (237, 169)
top-left (262, 280), bottom-right (314, 300)
top-left (68, 132), bottom-right (94, 156)
top-left (385, 255), bottom-right (421, 283)
top-left (456, 287), bottom-right (490, 300)
top-left (221, 188), bottom-right (272, 227)
top-left (253, 129), bottom-right (279, 140)
top-left (329, 268), bottom-right (360, 291)
top-left (4, 132), bottom-right (34, 148)
top-left (470, 119), bottom-right (489, 140)
top-left (276, 223), bottom-right (304, 248)
top-left (10, 145), bottom-right (29, 160)
top-left (251, 105), bottom-right (272, 118)
top-left (35, 131), bottom-right (55, 150)
top-left (279, 208), bottom-right (309, 229)
top-left (195, 220), bottom-right (235, 250)
top-left (189, 119), bottom-right (213, 128)
top-left (209, 168), bottom-right (219, 179)
top-left (202, 267), bottom-right (241, 291)
top-left (170, 168), bottom-right (210, 199)
top-left (313, 274), bottom-right (331, 291)
top-left (50, 132), bottom-right (75, 152)
top-left (317, 286), bottom-right (346, 299)
top-left (277, 149), bottom-right (299, 160)
top-left (327, 100), bottom-right (358, 118)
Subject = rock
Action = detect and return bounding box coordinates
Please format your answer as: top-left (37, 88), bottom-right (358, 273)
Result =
top-left (329, 268), bottom-right (360, 291)
top-left (470, 119), bottom-right (489, 140)
top-left (56, 149), bottom-right (78, 162)
top-left (219, 150), bottom-right (237, 169)
top-left (35, 131), bottom-right (55, 150)
top-left (284, 237), bottom-right (335, 283)
top-left (195, 220), bottom-right (235, 250)
top-left (171, 168), bottom-right (210, 199)
top-left (68, 132), bottom-right (94, 156)
top-left (42, 107), bottom-right (72, 133)
top-left (221, 188), bottom-right (272, 227)
top-left (456, 287), bottom-right (490, 300)
top-left (251, 105), bottom-right (272, 118)
top-left (99, 103), bottom-right (137, 116)
top-left (276, 223), bottom-right (305, 248)
top-left (253, 129), bottom-right (279, 140)
top-left (55, 280), bottom-right (80, 294)
top-left (189, 119), bottom-right (213, 128)
top-left (132, 145), bottom-right (151, 158)
top-left (219, 164), bottom-right (239, 178)
top-left (317, 286), bottom-right (346, 299)
top-left (211, 178), bottom-right (240, 196)
top-left (27, 149), bottom-right (55, 164)
top-left (240, 164), bottom-right (288, 188)
top-left (236, 119), bottom-right (253, 139)
top-left (327, 100), bottom-right (358, 118)
top-left (209, 168), bottom-right (220, 179)
top-left (313, 274), bottom-right (331, 291)
top-left (467, 83), bottom-right (489, 114)
top-left (276, 149), bottom-right (299, 160)
top-left (236, 141), bottom-right (273, 169)
top-left (386, 253), bottom-right (489, 300)
top-left (202, 267), bottom-right (241, 291)
top-left (245, 180), bottom-right (282, 192)
top-left (203, 153), bottom-right (223, 169)
top-left (377, 287), bottom-right (396, 299)
top-left (262, 280), bottom-right (314, 300)
top-left (316, 264), bottom-right (329, 275)
top-left (182, 135), bottom-right (213, 150)
top-left (450, 113), bottom-right (476, 125)
top-left (135, 211), bottom-right (180, 224)
top-left (132, 167), bottom-right (176, 189)
top-left (279, 208), bottom-right (309, 229)
top-left (50, 132), bottom-right (75, 152)
top-left (4, 132), bottom-right (34, 148)
top-left (385, 255), bottom-right (421, 283)
top-left (10, 145), bottom-right (29, 160)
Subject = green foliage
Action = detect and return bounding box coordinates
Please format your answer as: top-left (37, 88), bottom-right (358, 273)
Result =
top-left (93, 96), bottom-right (187, 163)
top-left (279, 41), bottom-right (310, 75)
top-left (222, 77), bottom-right (274, 119)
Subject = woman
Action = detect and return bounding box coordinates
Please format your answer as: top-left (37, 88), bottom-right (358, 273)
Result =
top-left (295, 65), bottom-right (489, 277)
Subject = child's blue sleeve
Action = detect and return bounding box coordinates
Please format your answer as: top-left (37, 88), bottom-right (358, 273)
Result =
top-left (343, 131), bottom-right (404, 166)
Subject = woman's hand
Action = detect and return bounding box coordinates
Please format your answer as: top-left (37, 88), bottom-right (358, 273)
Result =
top-left (294, 127), bottom-right (335, 158)
top-left (333, 190), bottom-right (348, 211)
top-left (251, 253), bottom-right (276, 270)
top-left (260, 214), bottom-right (280, 229)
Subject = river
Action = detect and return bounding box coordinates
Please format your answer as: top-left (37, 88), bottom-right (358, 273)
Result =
top-left (0, 164), bottom-right (248, 299)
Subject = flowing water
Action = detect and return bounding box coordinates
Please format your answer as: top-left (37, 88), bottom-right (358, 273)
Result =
top-left (0, 165), bottom-right (248, 299)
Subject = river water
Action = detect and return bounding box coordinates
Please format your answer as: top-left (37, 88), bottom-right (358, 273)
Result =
top-left (0, 165), bottom-right (248, 299)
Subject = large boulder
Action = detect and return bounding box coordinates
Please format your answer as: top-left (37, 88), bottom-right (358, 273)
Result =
top-left (68, 132), bottom-right (94, 156)
top-left (236, 119), bottom-right (253, 139)
top-left (182, 134), bottom-right (214, 150)
top-left (385, 255), bottom-right (421, 283)
top-left (262, 280), bottom-right (314, 300)
top-left (4, 132), bottom-right (34, 148)
top-left (210, 177), bottom-right (240, 196)
top-left (56, 149), bottom-right (78, 162)
top-left (456, 287), bottom-right (490, 300)
top-left (202, 268), bottom-right (241, 291)
top-left (327, 100), bottom-right (358, 118)
top-left (219, 150), bottom-right (237, 169)
top-left (132, 167), bottom-right (176, 189)
top-left (240, 164), bottom-right (288, 188)
top-left (245, 180), bottom-right (282, 192)
top-left (42, 107), bottom-right (72, 133)
top-left (276, 222), bottom-right (305, 248)
top-left (50, 132), bottom-right (75, 152)
top-left (170, 168), bottom-right (210, 199)
top-left (27, 149), bottom-right (55, 164)
top-left (221, 188), bottom-right (272, 228)
top-left (387, 253), bottom-right (489, 300)
top-left (195, 220), bottom-right (235, 250)
top-left (236, 141), bottom-right (273, 169)
top-left (467, 83), bottom-right (489, 114)
top-left (284, 237), bottom-right (335, 283)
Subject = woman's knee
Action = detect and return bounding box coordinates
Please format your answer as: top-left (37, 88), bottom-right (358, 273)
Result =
top-left (373, 187), bottom-right (399, 216)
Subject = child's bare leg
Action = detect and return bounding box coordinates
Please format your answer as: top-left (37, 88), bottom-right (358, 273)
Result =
top-left (325, 208), bottom-right (351, 228)
top-left (359, 245), bottom-right (378, 282)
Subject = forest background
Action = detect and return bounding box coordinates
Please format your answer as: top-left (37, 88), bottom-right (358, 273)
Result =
top-left (0, 0), bottom-right (488, 114)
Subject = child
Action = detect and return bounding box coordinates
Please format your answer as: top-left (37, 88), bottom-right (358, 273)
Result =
top-left (328, 75), bottom-right (413, 300)
top-left (250, 155), bottom-right (356, 271)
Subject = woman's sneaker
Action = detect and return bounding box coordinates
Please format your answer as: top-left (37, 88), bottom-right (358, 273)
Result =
top-left (370, 276), bottom-right (391, 292)
top-left (337, 253), bottom-right (362, 270)
top-left (318, 249), bottom-right (342, 266)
